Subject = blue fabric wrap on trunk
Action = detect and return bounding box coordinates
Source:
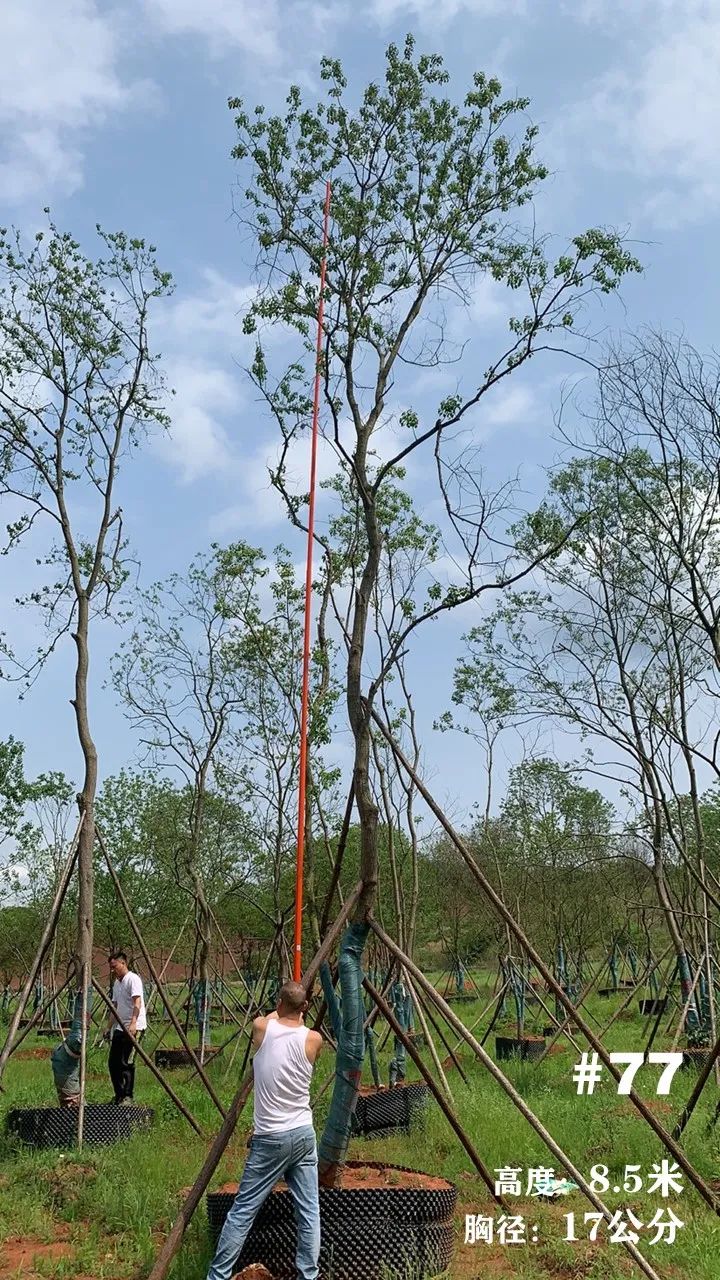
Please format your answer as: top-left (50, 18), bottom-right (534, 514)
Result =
top-left (320, 962), bottom-right (343, 1041)
top-left (51, 990), bottom-right (91, 1095)
top-left (318, 920), bottom-right (369, 1171)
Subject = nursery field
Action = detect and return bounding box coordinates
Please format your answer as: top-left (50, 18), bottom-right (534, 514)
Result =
top-left (4, 13), bottom-right (720, 1280)
top-left (1, 983), bottom-right (719, 1280)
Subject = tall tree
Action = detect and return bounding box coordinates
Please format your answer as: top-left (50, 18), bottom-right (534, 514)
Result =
top-left (111, 546), bottom-right (259, 1041)
top-left (216, 542), bottom-right (341, 953)
top-left (230, 37), bottom-right (640, 1180)
top-left (500, 758), bottom-right (614, 984)
top-left (473, 439), bottom-right (720, 1031)
top-left (0, 218), bottom-right (171, 988)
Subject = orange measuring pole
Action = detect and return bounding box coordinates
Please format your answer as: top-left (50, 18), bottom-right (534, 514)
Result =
top-left (293, 181), bottom-right (331, 981)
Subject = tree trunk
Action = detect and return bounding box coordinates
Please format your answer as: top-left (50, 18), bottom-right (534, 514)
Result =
top-left (317, 921), bottom-right (369, 1184)
top-left (652, 854), bottom-right (699, 1032)
top-left (316, 476), bottom-right (381, 1183)
top-left (72, 595), bottom-right (96, 980)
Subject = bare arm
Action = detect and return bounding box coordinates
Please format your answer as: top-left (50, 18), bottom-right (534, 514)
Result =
top-left (251, 1015), bottom-right (269, 1051)
top-left (128, 995), bottom-right (141, 1037)
top-left (105, 990), bottom-right (117, 1036)
top-left (305, 1029), bottom-right (323, 1065)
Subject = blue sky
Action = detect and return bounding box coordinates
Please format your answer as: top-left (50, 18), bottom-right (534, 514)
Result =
top-left (1, 0), bottom-right (718, 825)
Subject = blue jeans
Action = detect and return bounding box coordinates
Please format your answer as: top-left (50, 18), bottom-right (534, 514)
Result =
top-left (207, 1124), bottom-right (320, 1280)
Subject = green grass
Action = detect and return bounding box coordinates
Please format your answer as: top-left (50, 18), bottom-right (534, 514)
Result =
top-left (1, 985), bottom-right (719, 1279)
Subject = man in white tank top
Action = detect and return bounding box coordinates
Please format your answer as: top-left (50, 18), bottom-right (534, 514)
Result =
top-left (206, 980), bottom-right (323, 1280)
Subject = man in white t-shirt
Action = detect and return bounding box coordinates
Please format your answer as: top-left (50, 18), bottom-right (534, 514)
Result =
top-left (105, 951), bottom-right (147, 1105)
top-left (206, 981), bottom-right (323, 1280)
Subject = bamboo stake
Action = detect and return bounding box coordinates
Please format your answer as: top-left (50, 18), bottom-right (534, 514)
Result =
top-left (480, 980), bottom-right (509, 1048)
top-left (597, 946), bottom-right (673, 1045)
top-left (644, 957), bottom-right (680, 1056)
top-left (417, 986), bottom-right (469, 1084)
top-left (671, 1020), bottom-right (720, 1140)
top-left (364, 978), bottom-right (503, 1208)
top-left (96, 827), bottom-right (225, 1118)
top-left (669, 955), bottom-right (705, 1053)
top-left (207, 903), bottom-right (261, 1006)
top-left (145, 913), bottom-right (191, 1017)
top-left (508, 958), bottom-right (581, 1054)
top-left (222, 924), bottom-right (284, 1084)
top-left (535, 962), bottom-right (608, 1066)
top-left (147, 884), bottom-right (361, 1280)
top-left (4, 974), bottom-right (73, 1058)
top-left (92, 978), bottom-right (204, 1138)
top-left (370, 919), bottom-right (663, 1280)
top-left (370, 709), bottom-right (719, 1216)
top-left (404, 972), bottom-right (453, 1104)
top-left (0, 815), bottom-right (83, 1087)
top-left (448, 980), bottom-right (509, 1060)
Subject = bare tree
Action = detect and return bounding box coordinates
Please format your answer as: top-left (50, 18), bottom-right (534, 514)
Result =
top-left (230, 37), bottom-right (640, 1181)
top-left (0, 218), bottom-right (171, 991)
top-left (111, 546), bottom-right (259, 1045)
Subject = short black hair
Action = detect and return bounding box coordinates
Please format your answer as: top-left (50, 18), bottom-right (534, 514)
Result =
top-left (109, 950), bottom-right (128, 963)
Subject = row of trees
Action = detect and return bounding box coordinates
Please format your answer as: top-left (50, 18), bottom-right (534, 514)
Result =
top-left (2, 35), bottom-right (718, 1174)
top-left (5, 737), bottom-right (720, 991)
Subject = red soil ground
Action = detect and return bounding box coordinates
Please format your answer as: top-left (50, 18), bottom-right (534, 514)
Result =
top-left (217, 1160), bottom-right (452, 1194)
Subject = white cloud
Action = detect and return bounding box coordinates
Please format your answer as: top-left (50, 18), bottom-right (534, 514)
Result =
top-left (0, 0), bottom-right (147, 202)
top-left (143, 0), bottom-right (348, 63)
top-left (156, 267), bottom-right (325, 489)
top-left (152, 271), bottom-right (256, 482)
top-left (159, 270), bottom-right (257, 348)
top-left (368, 0), bottom-right (524, 22)
top-left (211, 427), bottom-right (340, 534)
top-left (483, 383), bottom-right (536, 428)
top-left (143, 0), bottom-right (282, 61)
top-left (565, 8), bottom-right (720, 227)
top-left (155, 364), bottom-right (239, 483)
top-left (562, 0), bottom-right (705, 23)
top-left (468, 276), bottom-right (514, 327)
top-left (0, 129), bottom-right (84, 206)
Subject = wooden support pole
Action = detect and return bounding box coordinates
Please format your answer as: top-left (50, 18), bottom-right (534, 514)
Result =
top-left (96, 827), bottom-right (226, 1119)
top-left (448, 980), bottom-right (509, 1062)
top-left (91, 978), bottom-right (204, 1138)
top-left (370, 709), bottom-right (719, 1216)
top-left (147, 885), bottom-right (362, 1280)
top-left (642, 956), bottom-right (680, 1057)
top-left (370, 920), bottom-right (663, 1280)
top-left (404, 972), bottom-right (453, 1104)
top-left (207, 903), bottom-right (260, 1007)
top-left (364, 978), bottom-right (502, 1208)
top-left (221, 923), bottom-right (285, 1084)
top-left (145, 913), bottom-right (191, 1017)
top-left (4, 974), bottom-right (73, 1059)
top-left (145, 979), bottom-right (195, 1058)
top-left (671, 1025), bottom-right (720, 1141)
top-left (0, 816), bottom-right (82, 1087)
top-left (508, 958), bottom-right (581, 1054)
top-left (669, 954), bottom-right (705, 1053)
top-left (417, 985), bottom-right (469, 1084)
top-left (480, 980), bottom-right (509, 1048)
top-left (594, 947), bottom-right (672, 1047)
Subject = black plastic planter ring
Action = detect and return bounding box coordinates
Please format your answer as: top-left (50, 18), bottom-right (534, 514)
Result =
top-left (207, 1160), bottom-right (457, 1280)
top-left (5, 1102), bottom-right (154, 1149)
top-left (495, 1035), bottom-right (546, 1062)
top-left (351, 1082), bottom-right (431, 1137)
top-left (154, 1047), bottom-right (219, 1069)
